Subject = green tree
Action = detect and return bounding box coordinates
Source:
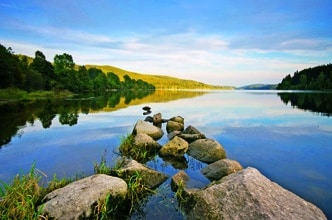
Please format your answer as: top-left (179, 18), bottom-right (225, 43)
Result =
top-left (30, 51), bottom-right (54, 90)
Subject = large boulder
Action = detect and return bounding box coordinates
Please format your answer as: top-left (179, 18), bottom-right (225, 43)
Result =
top-left (201, 158), bottom-right (243, 181)
top-left (117, 158), bottom-right (168, 189)
top-left (41, 174), bottom-right (127, 219)
top-left (187, 139), bottom-right (226, 163)
top-left (183, 167), bottom-right (327, 220)
top-left (159, 136), bottom-right (189, 158)
top-left (132, 120), bottom-right (164, 140)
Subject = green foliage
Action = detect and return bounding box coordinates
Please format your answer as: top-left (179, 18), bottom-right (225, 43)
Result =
top-left (0, 43), bottom-right (155, 94)
top-left (277, 64), bottom-right (332, 90)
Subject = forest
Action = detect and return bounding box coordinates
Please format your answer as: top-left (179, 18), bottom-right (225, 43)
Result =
top-left (0, 43), bottom-right (155, 93)
top-left (277, 64), bottom-right (332, 90)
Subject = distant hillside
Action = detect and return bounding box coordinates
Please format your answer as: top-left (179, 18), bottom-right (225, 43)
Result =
top-left (277, 64), bottom-right (332, 90)
top-left (86, 64), bottom-right (233, 90)
top-left (237, 84), bottom-right (277, 90)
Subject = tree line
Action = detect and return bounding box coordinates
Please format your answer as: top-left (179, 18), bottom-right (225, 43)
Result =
top-left (277, 64), bottom-right (332, 90)
top-left (0, 43), bottom-right (155, 93)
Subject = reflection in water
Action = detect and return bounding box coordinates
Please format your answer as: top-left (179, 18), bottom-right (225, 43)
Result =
top-left (278, 92), bottom-right (332, 117)
top-left (0, 89), bottom-right (207, 148)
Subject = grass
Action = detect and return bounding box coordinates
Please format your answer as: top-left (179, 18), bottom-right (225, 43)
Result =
top-left (0, 88), bottom-right (74, 103)
top-left (0, 145), bottom-right (158, 219)
top-left (0, 164), bottom-right (45, 219)
top-left (118, 134), bottom-right (158, 163)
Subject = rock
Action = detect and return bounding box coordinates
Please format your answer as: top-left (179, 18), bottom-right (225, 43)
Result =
top-left (160, 156), bottom-right (188, 169)
top-left (133, 133), bottom-right (162, 151)
top-left (41, 174), bottom-right (127, 220)
top-left (132, 120), bottom-right (164, 140)
top-left (117, 158), bottom-right (168, 189)
top-left (153, 112), bottom-right (163, 127)
top-left (183, 167), bottom-right (327, 220)
top-left (159, 136), bottom-right (189, 158)
top-left (166, 120), bottom-right (184, 133)
top-left (171, 170), bottom-right (190, 192)
top-left (142, 106), bottom-right (151, 111)
top-left (183, 125), bottom-right (202, 135)
top-left (179, 125), bottom-right (206, 143)
top-left (201, 158), bottom-right (243, 181)
top-left (187, 139), bottom-right (226, 164)
top-left (169, 116), bottom-right (184, 124)
top-left (144, 116), bottom-right (153, 123)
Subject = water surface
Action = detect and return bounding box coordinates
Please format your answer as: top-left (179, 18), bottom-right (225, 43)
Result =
top-left (0, 90), bottom-right (331, 218)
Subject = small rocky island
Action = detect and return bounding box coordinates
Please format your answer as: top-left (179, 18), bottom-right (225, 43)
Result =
top-left (40, 108), bottom-right (327, 219)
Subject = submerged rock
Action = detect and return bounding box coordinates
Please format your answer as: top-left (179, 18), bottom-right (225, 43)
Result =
top-left (117, 158), bottom-right (168, 189)
top-left (183, 167), bottom-right (327, 220)
top-left (41, 174), bottom-right (127, 219)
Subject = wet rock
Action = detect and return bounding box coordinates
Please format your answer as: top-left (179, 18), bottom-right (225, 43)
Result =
top-left (117, 158), bottom-right (168, 189)
top-left (159, 136), bottom-right (189, 158)
top-left (132, 120), bottom-right (164, 140)
top-left (41, 174), bottom-right (127, 220)
top-left (160, 156), bottom-right (188, 169)
top-left (187, 139), bottom-right (226, 163)
top-left (201, 158), bottom-right (243, 181)
top-left (153, 112), bottom-right (163, 127)
top-left (166, 120), bottom-right (184, 133)
top-left (183, 167), bottom-right (327, 220)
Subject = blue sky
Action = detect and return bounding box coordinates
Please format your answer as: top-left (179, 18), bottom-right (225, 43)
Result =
top-left (1, 0), bottom-right (331, 86)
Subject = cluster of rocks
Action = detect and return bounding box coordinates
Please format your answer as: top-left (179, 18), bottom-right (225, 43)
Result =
top-left (39, 109), bottom-right (327, 219)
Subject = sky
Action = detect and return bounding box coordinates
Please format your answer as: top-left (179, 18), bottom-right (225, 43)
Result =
top-left (1, 0), bottom-right (332, 86)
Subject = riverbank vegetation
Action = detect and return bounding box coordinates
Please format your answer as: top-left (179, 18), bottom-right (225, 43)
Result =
top-left (277, 63), bottom-right (332, 90)
top-left (0, 135), bottom-right (158, 219)
top-left (0, 43), bottom-right (155, 100)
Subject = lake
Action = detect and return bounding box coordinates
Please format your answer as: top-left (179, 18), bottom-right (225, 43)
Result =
top-left (0, 90), bottom-right (331, 219)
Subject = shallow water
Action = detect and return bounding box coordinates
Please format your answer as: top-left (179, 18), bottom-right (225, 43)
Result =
top-left (0, 90), bottom-right (331, 218)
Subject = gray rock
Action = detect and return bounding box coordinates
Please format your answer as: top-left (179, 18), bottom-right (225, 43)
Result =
top-left (183, 125), bottom-right (202, 135)
top-left (188, 139), bottom-right (226, 163)
top-left (201, 158), bottom-right (243, 181)
top-left (166, 120), bottom-right (184, 133)
top-left (133, 133), bottom-right (162, 151)
top-left (184, 167), bottom-right (327, 220)
top-left (117, 158), bottom-right (168, 189)
top-left (159, 136), bottom-right (188, 157)
top-left (41, 174), bottom-right (127, 220)
top-left (180, 125), bottom-right (206, 143)
top-left (132, 120), bottom-right (164, 140)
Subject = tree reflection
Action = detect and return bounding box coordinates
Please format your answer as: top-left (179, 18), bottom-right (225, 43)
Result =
top-left (278, 92), bottom-right (332, 117)
top-left (0, 90), bottom-right (156, 148)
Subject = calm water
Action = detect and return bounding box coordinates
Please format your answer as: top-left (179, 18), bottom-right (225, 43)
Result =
top-left (0, 90), bottom-right (331, 219)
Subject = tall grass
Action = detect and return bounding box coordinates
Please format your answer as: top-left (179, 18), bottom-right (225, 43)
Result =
top-left (0, 165), bottom-right (75, 219)
top-left (0, 165), bottom-right (43, 219)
